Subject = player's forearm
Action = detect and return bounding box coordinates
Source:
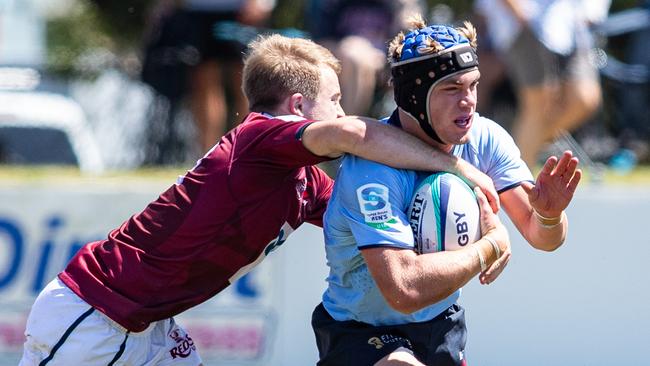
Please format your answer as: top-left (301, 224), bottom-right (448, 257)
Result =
top-left (524, 211), bottom-right (568, 251)
top-left (304, 117), bottom-right (472, 177)
top-left (347, 118), bottom-right (463, 173)
top-left (382, 245), bottom-right (497, 314)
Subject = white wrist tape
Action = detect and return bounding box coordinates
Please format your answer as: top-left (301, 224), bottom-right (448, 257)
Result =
top-left (472, 245), bottom-right (487, 272)
top-left (484, 235), bottom-right (500, 258)
top-left (533, 210), bottom-right (565, 229)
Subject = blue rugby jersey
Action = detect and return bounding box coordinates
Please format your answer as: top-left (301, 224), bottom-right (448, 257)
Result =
top-left (321, 112), bottom-right (533, 326)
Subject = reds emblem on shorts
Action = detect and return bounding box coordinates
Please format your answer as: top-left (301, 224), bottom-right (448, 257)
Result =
top-left (169, 329), bottom-right (197, 359)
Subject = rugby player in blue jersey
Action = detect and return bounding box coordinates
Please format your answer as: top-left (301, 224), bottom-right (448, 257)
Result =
top-left (313, 15), bottom-right (581, 366)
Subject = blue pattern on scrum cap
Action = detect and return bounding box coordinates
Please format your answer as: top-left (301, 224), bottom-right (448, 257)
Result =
top-left (399, 25), bottom-right (470, 62)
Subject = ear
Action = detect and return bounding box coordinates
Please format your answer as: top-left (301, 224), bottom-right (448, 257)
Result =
top-left (288, 93), bottom-right (305, 117)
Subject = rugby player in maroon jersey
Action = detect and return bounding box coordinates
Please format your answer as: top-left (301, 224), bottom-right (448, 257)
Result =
top-left (20, 34), bottom-right (500, 366)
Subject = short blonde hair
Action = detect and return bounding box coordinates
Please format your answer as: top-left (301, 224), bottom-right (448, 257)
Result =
top-left (243, 34), bottom-right (341, 112)
top-left (387, 14), bottom-right (478, 63)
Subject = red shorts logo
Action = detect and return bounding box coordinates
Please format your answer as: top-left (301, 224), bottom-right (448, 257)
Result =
top-left (169, 331), bottom-right (196, 359)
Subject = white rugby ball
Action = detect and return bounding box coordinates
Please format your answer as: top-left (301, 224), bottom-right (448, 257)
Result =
top-left (407, 172), bottom-right (481, 253)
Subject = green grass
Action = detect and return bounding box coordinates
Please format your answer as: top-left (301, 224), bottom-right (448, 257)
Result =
top-left (599, 165), bottom-right (650, 185)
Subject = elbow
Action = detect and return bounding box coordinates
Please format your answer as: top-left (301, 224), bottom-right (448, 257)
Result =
top-left (530, 237), bottom-right (565, 252)
top-left (336, 119), bottom-right (367, 153)
top-left (385, 292), bottom-right (421, 314)
top-left (379, 283), bottom-right (421, 314)
top-left (384, 287), bottom-right (448, 314)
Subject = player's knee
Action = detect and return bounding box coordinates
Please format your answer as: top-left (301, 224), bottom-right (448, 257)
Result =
top-left (373, 346), bottom-right (425, 366)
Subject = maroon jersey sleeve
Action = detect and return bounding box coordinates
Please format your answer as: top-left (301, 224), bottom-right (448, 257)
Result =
top-left (235, 115), bottom-right (334, 169)
top-left (304, 166), bottom-right (335, 227)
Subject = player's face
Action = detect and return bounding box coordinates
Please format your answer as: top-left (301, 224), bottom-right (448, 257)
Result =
top-left (428, 69), bottom-right (480, 147)
top-left (302, 66), bottom-right (345, 121)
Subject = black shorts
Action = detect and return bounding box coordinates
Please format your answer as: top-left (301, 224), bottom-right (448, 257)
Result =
top-left (505, 26), bottom-right (598, 87)
top-left (306, 1), bottom-right (395, 48)
top-left (141, 9), bottom-right (245, 98)
top-left (311, 303), bottom-right (467, 366)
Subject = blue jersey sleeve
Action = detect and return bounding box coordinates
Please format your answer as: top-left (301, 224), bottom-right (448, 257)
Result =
top-left (486, 124), bottom-right (534, 192)
top-left (464, 116), bottom-right (534, 192)
top-left (328, 155), bottom-right (417, 250)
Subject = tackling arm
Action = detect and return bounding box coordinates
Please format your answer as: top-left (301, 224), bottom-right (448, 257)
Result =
top-left (301, 117), bottom-right (500, 211)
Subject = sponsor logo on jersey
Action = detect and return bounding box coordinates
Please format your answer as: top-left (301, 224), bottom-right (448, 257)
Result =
top-left (356, 183), bottom-right (398, 229)
top-left (409, 192), bottom-right (426, 250)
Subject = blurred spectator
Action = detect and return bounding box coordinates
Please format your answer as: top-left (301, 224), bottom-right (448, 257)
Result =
top-left (605, 0), bottom-right (650, 166)
top-left (305, 0), bottom-right (421, 117)
top-left (469, 9), bottom-right (513, 128)
top-left (141, 0), bottom-right (274, 164)
top-left (475, 0), bottom-right (609, 167)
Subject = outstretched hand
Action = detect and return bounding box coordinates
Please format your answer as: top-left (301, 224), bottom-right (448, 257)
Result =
top-left (521, 151), bottom-right (582, 218)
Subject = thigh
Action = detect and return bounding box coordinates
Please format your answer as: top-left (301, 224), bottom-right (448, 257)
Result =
top-left (21, 279), bottom-right (202, 366)
top-left (375, 346), bottom-right (425, 366)
top-left (20, 278), bottom-right (134, 366)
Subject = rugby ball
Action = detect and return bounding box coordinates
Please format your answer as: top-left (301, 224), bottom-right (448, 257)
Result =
top-left (407, 172), bottom-right (481, 253)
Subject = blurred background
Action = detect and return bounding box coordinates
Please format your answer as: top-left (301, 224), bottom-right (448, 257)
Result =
top-left (0, 0), bottom-right (649, 365)
top-left (0, 0), bottom-right (647, 173)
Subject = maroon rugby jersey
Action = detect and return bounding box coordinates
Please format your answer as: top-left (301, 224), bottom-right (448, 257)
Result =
top-left (59, 113), bottom-right (334, 332)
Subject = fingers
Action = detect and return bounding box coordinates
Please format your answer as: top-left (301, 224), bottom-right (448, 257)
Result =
top-left (474, 187), bottom-right (492, 216)
top-left (549, 150), bottom-right (578, 176)
top-left (478, 187), bottom-right (500, 214)
top-left (487, 188), bottom-right (500, 214)
top-left (469, 180), bottom-right (500, 213)
top-left (567, 168), bottom-right (582, 194)
top-left (538, 151), bottom-right (581, 192)
top-left (475, 187), bottom-right (499, 235)
top-left (566, 155), bottom-right (579, 174)
top-left (479, 251), bottom-right (512, 285)
top-left (520, 180), bottom-right (538, 202)
top-left (540, 155), bottom-right (558, 176)
top-left (487, 251), bottom-right (511, 277)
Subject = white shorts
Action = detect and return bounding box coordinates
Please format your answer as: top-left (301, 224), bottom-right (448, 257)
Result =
top-left (20, 278), bottom-right (202, 366)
